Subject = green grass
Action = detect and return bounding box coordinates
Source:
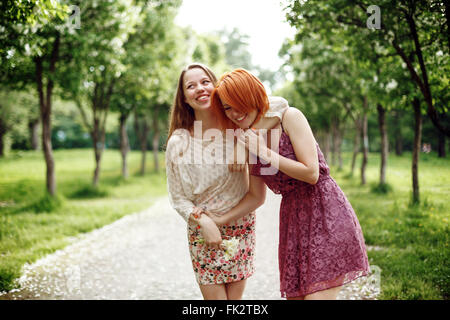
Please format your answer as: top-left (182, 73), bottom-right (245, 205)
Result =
top-left (0, 149), bottom-right (167, 292)
top-left (330, 151), bottom-right (449, 300)
top-left (1, 149), bottom-right (448, 299)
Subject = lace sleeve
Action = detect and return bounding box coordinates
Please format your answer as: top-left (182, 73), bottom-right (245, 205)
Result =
top-left (165, 135), bottom-right (195, 223)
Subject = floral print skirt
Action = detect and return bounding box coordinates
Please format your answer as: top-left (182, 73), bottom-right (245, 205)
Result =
top-left (188, 212), bottom-right (256, 285)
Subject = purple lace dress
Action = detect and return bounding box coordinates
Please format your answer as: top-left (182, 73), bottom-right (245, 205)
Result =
top-left (251, 130), bottom-right (369, 298)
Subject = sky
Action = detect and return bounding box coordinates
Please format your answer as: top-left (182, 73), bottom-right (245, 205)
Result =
top-left (174, 0), bottom-right (296, 72)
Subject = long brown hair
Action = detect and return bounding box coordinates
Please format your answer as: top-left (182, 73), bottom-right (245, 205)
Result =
top-left (167, 63), bottom-right (218, 142)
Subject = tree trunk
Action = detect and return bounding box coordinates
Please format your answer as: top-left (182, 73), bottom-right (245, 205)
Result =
top-left (140, 122), bottom-right (149, 175)
top-left (152, 107), bottom-right (160, 173)
top-left (35, 33), bottom-right (59, 196)
top-left (377, 103), bottom-right (388, 185)
top-left (391, 13), bottom-right (449, 137)
top-left (322, 130), bottom-right (332, 164)
top-left (134, 112), bottom-right (149, 175)
top-left (412, 98), bottom-right (422, 204)
top-left (351, 119), bottom-right (361, 177)
top-left (437, 130), bottom-right (446, 158)
top-left (90, 76), bottom-right (113, 187)
top-left (28, 118), bottom-right (40, 150)
top-left (119, 114), bottom-right (130, 179)
top-left (360, 97), bottom-right (369, 185)
top-left (393, 110), bottom-right (403, 156)
top-left (92, 119), bottom-right (105, 187)
top-left (0, 119), bottom-right (6, 157)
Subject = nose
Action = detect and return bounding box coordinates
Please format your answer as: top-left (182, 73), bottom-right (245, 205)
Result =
top-left (195, 85), bottom-right (205, 93)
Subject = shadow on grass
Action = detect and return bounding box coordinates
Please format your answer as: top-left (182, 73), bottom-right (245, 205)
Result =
top-left (67, 184), bottom-right (110, 199)
top-left (11, 193), bottom-right (66, 214)
top-left (370, 182), bottom-right (393, 194)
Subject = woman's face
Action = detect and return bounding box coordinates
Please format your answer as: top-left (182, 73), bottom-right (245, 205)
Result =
top-left (183, 68), bottom-right (214, 111)
top-left (222, 102), bottom-right (258, 129)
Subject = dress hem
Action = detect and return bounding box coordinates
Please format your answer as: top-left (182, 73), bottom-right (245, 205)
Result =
top-left (280, 269), bottom-right (370, 299)
top-left (196, 270), bottom-right (255, 286)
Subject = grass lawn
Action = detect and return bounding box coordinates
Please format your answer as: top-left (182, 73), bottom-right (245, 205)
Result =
top-left (330, 151), bottom-right (449, 300)
top-left (0, 148), bottom-right (448, 299)
top-left (0, 149), bottom-right (167, 292)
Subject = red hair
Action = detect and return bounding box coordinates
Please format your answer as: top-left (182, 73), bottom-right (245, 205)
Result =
top-left (210, 68), bottom-right (269, 129)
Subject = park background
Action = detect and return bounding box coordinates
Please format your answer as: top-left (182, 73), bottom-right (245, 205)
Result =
top-left (0, 0), bottom-right (448, 299)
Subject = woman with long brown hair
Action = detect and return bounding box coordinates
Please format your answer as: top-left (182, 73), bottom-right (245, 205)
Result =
top-left (165, 63), bottom-right (288, 299)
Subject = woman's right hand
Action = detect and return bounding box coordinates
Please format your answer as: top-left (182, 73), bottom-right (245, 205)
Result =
top-left (198, 214), bottom-right (222, 250)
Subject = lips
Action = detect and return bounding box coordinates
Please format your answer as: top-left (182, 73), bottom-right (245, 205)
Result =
top-left (196, 94), bottom-right (209, 102)
top-left (235, 114), bottom-right (247, 123)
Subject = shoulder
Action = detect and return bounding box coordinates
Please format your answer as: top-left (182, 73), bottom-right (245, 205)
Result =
top-left (283, 107), bottom-right (307, 122)
top-left (167, 129), bottom-right (190, 149)
top-left (166, 129), bottom-right (191, 162)
top-left (282, 107), bottom-right (309, 135)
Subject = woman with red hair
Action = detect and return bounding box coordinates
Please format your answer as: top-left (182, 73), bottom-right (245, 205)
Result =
top-left (208, 68), bottom-right (370, 300)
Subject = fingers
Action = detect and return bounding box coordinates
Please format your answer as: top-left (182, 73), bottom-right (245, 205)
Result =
top-left (190, 207), bottom-right (204, 223)
top-left (238, 131), bottom-right (258, 155)
top-left (205, 239), bottom-right (222, 250)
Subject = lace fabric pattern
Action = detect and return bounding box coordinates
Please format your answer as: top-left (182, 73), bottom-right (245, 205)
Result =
top-left (251, 131), bottom-right (369, 298)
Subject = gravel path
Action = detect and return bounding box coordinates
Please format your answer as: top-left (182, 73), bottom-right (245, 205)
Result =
top-left (0, 190), bottom-right (380, 300)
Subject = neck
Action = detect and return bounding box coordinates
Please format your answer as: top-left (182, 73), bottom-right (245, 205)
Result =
top-left (193, 109), bottom-right (218, 132)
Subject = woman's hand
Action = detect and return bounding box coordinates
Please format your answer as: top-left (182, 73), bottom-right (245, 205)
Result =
top-left (197, 214), bottom-right (222, 250)
top-left (189, 206), bottom-right (204, 224)
top-left (237, 129), bottom-right (269, 160)
top-left (203, 210), bottom-right (228, 227)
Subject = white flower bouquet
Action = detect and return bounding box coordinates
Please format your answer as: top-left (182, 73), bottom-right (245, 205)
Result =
top-left (196, 237), bottom-right (240, 261)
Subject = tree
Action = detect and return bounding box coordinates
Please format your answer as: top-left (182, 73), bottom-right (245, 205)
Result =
top-left (284, 0), bottom-right (449, 137)
top-left (111, 0), bottom-right (182, 177)
top-left (217, 28), bottom-right (253, 70)
top-left (59, 0), bottom-right (143, 186)
top-left (283, 0), bottom-right (449, 199)
top-left (1, 1), bottom-right (68, 195)
top-left (279, 35), bottom-right (373, 183)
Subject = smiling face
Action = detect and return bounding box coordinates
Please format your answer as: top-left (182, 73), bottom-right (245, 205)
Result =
top-left (222, 102), bottom-right (258, 129)
top-left (183, 68), bottom-right (215, 111)
top-left (210, 69), bottom-right (270, 130)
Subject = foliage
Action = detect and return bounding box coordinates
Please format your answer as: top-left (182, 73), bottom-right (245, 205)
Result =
top-left (283, 0), bottom-right (449, 136)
